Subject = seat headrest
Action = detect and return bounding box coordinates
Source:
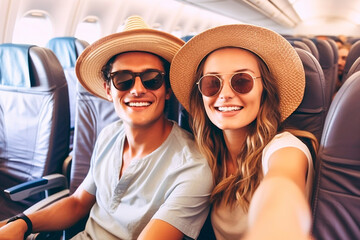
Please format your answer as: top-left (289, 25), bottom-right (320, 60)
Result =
top-left (346, 57), bottom-right (360, 80)
top-left (289, 40), bottom-right (312, 54)
top-left (0, 43), bottom-right (33, 87)
top-left (311, 38), bottom-right (334, 69)
top-left (283, 48), bottom-right (327, 143)
top-left (46, 37), bottom-right (78, 69)
top-left (342, 40), bottom-right (360, 81)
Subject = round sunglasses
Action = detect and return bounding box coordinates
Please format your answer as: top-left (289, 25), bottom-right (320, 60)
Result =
top-left (197, 72), bottom-right (261, 97)
top-left (110, 69), bottom-right (165, 91)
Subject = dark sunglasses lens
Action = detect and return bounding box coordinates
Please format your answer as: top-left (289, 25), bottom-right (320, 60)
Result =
top-left (141, 71), bottom-right (164, 90)
top-left (112, 72), bottom-right (134, 91)
top-left (199, 76), bottom-right (221, 97)
top-left (231, 73), bottom-right (254, 94)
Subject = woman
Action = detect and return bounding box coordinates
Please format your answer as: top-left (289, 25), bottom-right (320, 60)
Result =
top-left (170, 24), bottom-right (318, 239)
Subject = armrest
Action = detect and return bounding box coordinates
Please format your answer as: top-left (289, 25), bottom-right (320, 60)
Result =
top-left (62, 153), bottom-right (72, 183)
top-left (4, 174), bottom-right (68, 201)
top-left (24, 189), bottom-right (70, 214)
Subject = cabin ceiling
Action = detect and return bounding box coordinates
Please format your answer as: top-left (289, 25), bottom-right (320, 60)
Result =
top-left (176, 0), bottom-right (360, 34)
top-left (1, 0), bottom-right (360, 44)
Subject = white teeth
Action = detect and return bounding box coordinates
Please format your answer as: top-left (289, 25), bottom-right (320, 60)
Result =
top-left (217, 106), bottom-right (242, 112)
top-left (128, 102), bottom-right (151, 107)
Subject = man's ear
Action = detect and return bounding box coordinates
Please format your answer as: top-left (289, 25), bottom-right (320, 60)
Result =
top-left (165, 88), bottom-right (172, 100)
top-left (104, 82), bottom-right (113, 102)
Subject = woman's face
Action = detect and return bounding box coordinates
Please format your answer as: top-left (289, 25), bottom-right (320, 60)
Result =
top-left (201, 48), bottom-right (263, 131)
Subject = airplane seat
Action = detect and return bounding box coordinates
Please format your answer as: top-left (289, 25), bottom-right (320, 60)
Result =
top-left (327, 39), bottom-right (339, 95)
top-left (174, 35), bottom-right (195, 133)
top-left (345, 56), bottom-right (360, 81)
top-left (199, 48), bottom-right (328, 240)
top-left (59, 81), bottom-right (119, 239)
top-left (181, 35), bottom-right (194, 42)
top-left (341, 40), bottom-right (360, 82)
top-left (46, 37), bottom-right (89, 70)
top-left (284, 37), bottom-right (320, 62)
top-left (199, 46), bottom-right (329, 239)
top-left (5, 80), bottom-right (118, 239)
top-left (301, 38), bottom-right (320, 62)
top-left (288, 40), bottom-right (312, 54)
top-left (283, 48), bottom-right (327, 145)
top-left (347, 37), bottom-right (360, 45)
top-left (0, 43), bottom-right (70, 220)
top-left (46, 37), bottom-right (90, 149)
top-left (310, 38), bottom-right (335, 109)
top-left (311, 70), bottom-right (360, 240)
top-left (69, 82), bottom-right (119, 195)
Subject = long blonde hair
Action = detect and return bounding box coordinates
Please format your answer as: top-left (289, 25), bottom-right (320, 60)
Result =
top-left (189, 48), bottom-right (317, 211)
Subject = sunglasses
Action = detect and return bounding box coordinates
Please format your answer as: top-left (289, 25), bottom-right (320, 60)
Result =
top-left (197, 72), bottom-right (261, 97)
top-left (110, 69), bottom-right (165, 91)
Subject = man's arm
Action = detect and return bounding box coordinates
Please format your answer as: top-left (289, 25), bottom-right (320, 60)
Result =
top-left (0, 220), bottom-right (6, 228)
top-left (0, 187), bottom-right (95, 240)
top-left (138, 219), bottom-right (184, 240)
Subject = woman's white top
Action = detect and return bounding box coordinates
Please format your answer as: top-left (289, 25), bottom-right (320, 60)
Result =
top-left (211, 132), bottom-right (314, 240)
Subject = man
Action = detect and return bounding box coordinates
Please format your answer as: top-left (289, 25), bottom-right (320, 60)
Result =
top-left (0, 16), bottom-right (213, 240)
top-left (336, 43), bottom-right (351, 92)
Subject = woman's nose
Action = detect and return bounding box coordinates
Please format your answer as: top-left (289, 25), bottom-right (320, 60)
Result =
top-left (218, 78), bottom-right (235, 99)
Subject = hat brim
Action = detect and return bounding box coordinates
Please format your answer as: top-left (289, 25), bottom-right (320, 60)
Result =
top-left (76, 29), bottom-right (184, 100)
top-left (170, 24), bottom-right (305, 122)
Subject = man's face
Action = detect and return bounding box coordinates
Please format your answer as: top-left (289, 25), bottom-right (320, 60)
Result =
top-left (104, 52), bottom-right (170, 129)
top-left (338, 48), bottom-right (349, 77)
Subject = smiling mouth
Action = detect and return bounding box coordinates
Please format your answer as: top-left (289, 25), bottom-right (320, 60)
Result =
top-left (127, 102), bottom-right (151, 107)
top-left (216, 106), bottom-right (243, 112)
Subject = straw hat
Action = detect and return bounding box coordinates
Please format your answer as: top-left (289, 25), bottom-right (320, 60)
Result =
top-left (76, 15), bottom-right (184, 100)
top-left (170, 24), bottom-right (305, 122)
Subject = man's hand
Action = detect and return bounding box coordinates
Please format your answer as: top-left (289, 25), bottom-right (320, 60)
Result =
top-left (0, 220), bottom-right (28, 240)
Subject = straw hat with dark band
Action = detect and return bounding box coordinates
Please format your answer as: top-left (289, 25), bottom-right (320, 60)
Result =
top-left (76, 15), bottom-right (184, 100)
top-left (170, 24), bottom-right (305, 122)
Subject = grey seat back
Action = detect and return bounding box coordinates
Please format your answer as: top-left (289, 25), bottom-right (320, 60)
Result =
top-left (327, 39), bottom-right (339, 96)
top-left (284, 37), bottom-right (320, 61)
top-left (311, 71), bottom-right (360, 240)
top-left (284, 48), bottom-right (327, 144)
top-left (288, 40), bottom-right (312, 54)
top-left (346, 56), bottom-right (360, 80)
top-left (46, 37), bottom-right (89, 148)
top-left (302, 38), bottom-right (320, 61)
top-left (63, 82), bottom-right (118, 239)
top-left (0, 44), bottom-right (70, 220)
top-left (342, 40), bottom-right (360, 82)
top-left (311, 38), bottom-right (336, 108)
top-left (69, 82), bottom-right (118, 194)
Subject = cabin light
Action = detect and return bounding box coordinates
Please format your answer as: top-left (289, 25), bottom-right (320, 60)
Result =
top-left (84, 16), bottom-right (98, 23)
top-left (30, 12), bottom-right (44, 17)
top-left (26, 11), bottom-right (46, 18)
top-left (152, 22), bottom-right (162, 29)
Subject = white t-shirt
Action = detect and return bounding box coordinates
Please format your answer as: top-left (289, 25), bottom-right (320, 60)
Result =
top-left (211, 132), bottom-right (314, 240)
top-left (73, 120), bottom-right (213, 240)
